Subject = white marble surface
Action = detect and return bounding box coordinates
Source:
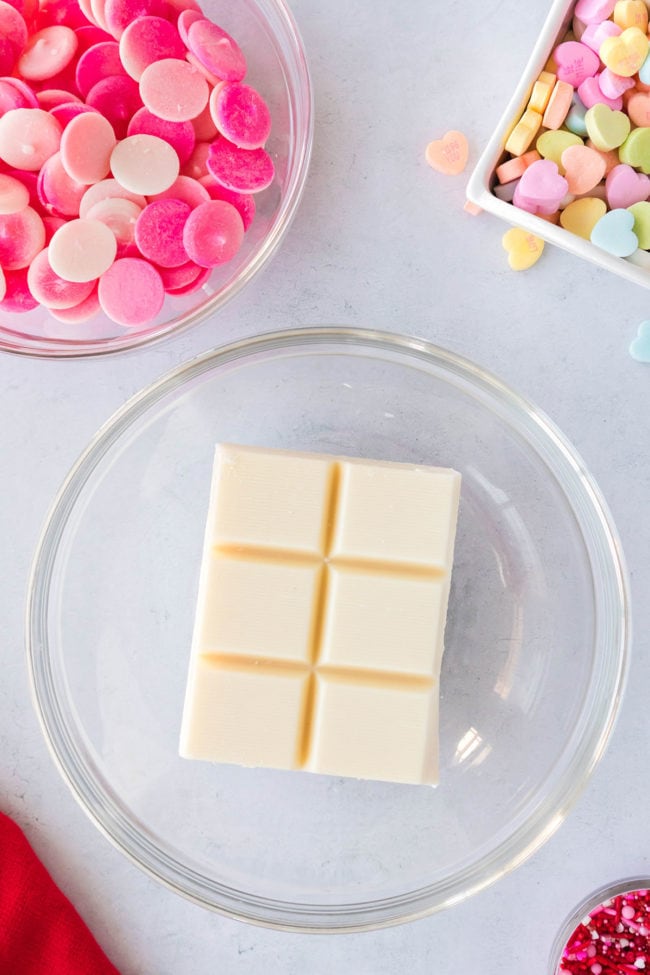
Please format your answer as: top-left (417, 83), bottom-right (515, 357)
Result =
top-left (2, 1), bottom-right (650, 971)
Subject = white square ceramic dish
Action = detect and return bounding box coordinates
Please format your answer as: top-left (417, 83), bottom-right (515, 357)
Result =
top-left (466, 0), bottom-right (650, 290)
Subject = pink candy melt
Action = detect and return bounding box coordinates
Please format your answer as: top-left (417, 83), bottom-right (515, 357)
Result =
top-left (207, 137), bottom-right (274, 193)
top-left (182, 198), bottom-right (243, 266)
top-left (0, 0), bottom-right (272, 327)
top-left (210, 82), bottom-right (271, 150)
top-left (135, 197), bottom-right (191, 266)
top-left (186, 19), bottom-right (246, 82)
top-left (97, 256), bottom-right (164, 325)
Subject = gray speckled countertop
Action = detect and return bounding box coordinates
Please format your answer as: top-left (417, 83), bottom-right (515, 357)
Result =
top-left (2, 1), bottom-right (649, 971)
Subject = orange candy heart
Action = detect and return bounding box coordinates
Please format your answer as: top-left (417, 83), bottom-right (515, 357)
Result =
top-left (561, 144), bottom-right (607, 195)
top-left (425, 130), bottom-right (469, 175)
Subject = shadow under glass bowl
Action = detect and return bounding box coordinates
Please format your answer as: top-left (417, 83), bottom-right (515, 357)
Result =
top-left (27, 327), bottom-right (630, 931)
top-left (1, 0), bottom-right (312, 359)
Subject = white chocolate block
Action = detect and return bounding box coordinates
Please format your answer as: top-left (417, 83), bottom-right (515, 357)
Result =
top-left (180, 443), bottom-right (461, 785)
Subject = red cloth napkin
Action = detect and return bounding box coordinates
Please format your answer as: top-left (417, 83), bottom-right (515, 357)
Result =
top-left (0, 811), bottom-right (121, 975)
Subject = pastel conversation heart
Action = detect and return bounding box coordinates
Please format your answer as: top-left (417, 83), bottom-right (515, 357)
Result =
top-left (629, 320), bottom-right (650, 362)
top-left (560, 197), bottom-right (607, 238)
top-left (574, 0), bottom-right (616, 23)
top-left (619, 126), bottom-right (650, 173)
top-left (606, 163), bottom-right (650, 208)
top-left (600, 26), bottom-right (649, 77)
top-left (565, 95), bottom-right (589, 136)
top-left (553, 40), bottom-right (601, 86)
top-left (639, 50), bottom-right (650, 85)
top-left (626, 91), bottom-right (650, 128)
top-left (581, 20), bottom-right (621, 53)
top-left (502, 228), bottom-right (545, 270)
top-left (585, 102), bottom-right (630, 150)
top-left (514, 158), bottom-right (568, 214)
top-left (628, 200), bottom-right (650, 247)
top-left (577, 75), bottom-right (622, 110)
top-left (598, 67), bottom-right (635, 99)
top-left (590, 206), bottom-right (638, 255)
top-left (561, 143), bottom-right (607, 193)
top-left (425, 130), bottom-right (468, 175)
top-left (613, 0), bottom-right (648, 31)
top-left (537, 129), bottom-right (583, 171)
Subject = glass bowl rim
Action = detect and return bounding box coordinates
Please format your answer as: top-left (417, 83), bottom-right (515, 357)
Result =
top-left (26, 326), bottom-right (631, 932)
top-left (0, 0), bottom-right (313, 361)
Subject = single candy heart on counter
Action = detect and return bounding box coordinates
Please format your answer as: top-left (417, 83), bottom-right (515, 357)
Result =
top-left (590, 206), bottom-right (638, 254)
top-left (619, 126), bottom-right (650, 173)
top-left (425, 130), bottom-right (469, 175)
top-left (629, 320), bottom-right (650, 361)
top-left (537, 129), bottom-right (583, 171)
top-left (574, 0), bottom-right (616, 23)
top-left (514, 158), bottom-right (569, 212)
top-left (628, 200), bottom-right (650, 247)
top-left (606, 163), bottom-right (650, 208)
top-left (560, 196), bottom-right (607, 238)
top-left (561, 143), bottom-right (607, 194)
top-left (600, 26), bottom-right (649, 76)
top-left (554, 40), bottom-right (600, 86)
top-left (626, 91), bottom-right (650, 127)
top-left (502, 227), bottom-right (545, 270)
top-left (585, 102), bottom-right (630, 150)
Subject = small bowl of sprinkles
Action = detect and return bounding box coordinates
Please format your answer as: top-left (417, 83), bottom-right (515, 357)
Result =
top-left (552, 879), bottom-right (650, 975)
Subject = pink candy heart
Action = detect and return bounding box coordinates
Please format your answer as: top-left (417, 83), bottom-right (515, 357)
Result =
top-left (513, 159), bottom-right (569, 214)
top-left (581, 20), bottom-right (622, 53)
top-left (606, 163), bottom-right (650, 208)
top-left (574, 0), bottom-right (616, 24)
top-left (599, 67), bottom-right (635, 98)
top-left (578, 75), bottom-right (623, 109)
top-left (554, 40), bottom-right (601, 87)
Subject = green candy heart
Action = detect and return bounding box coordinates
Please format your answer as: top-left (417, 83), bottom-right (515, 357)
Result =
top-left (620, 126), bottom-right (650, 174)
top-left (584, 103), bottom-right (631, 152)
top-left (536, 129), bottom-right (583, 172)
top-left (628, 201), bottom-right (650, 249)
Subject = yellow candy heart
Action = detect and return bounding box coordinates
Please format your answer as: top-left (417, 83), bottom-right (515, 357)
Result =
top-left (560, 197), bottom-right (607, 239)
top-left (502, 228), bottom-right (545, 270)
top-left (613, 0), bottom-right (648, 32)
top-left (536, 130), bottom-right (583, 172)
top-left (600, 26), bottom-right (649, 77)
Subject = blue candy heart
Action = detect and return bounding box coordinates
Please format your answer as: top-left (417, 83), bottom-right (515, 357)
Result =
top-left (630, 320), bottom-right (650, 362)
top-left (639, 51), bottom-right (650, 86)
top-left (590, 208), bottom-right (638, 257)
top-left (565, 95), bottom-right (588, 137)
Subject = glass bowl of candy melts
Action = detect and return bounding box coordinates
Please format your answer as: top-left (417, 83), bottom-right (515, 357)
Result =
top-left (551, 880), bottom-right (650, 974)
top-left (27, 328), bottom-right (629, 930)
top-left (0, 0), bottom-right (312, 356)
top-left (467, 0), bottom-right (650, 290)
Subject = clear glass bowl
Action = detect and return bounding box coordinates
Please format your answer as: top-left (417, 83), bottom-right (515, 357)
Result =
top-left (1, 0), bottom-right (312, 358)
top-left (27, 327), bottom-right (630, 931)
top-left (550, 879), bottom-right (650, 974)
